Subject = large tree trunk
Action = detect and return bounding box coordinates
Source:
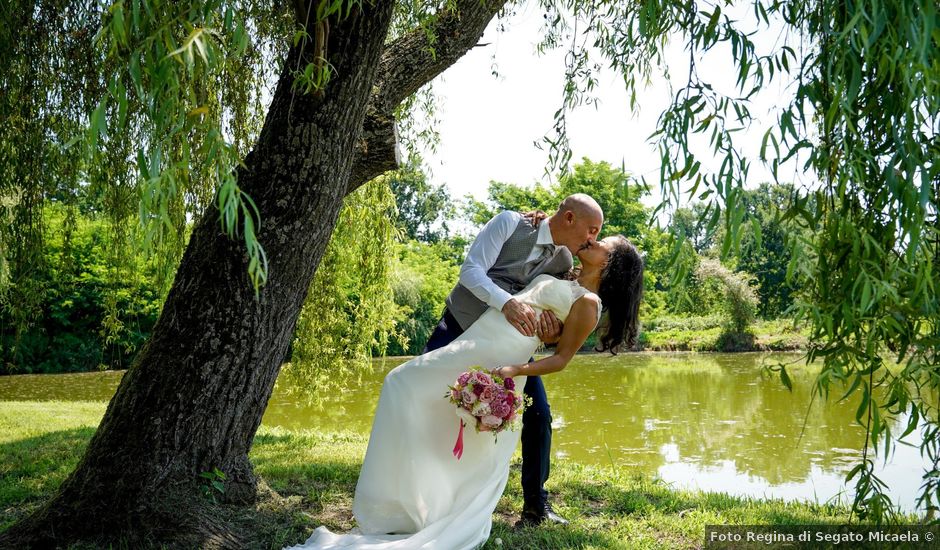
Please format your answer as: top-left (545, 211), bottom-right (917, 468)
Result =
top-left (1, 1), bottom-right (506, 547)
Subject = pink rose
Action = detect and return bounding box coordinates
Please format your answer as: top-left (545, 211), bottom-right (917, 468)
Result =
top-left (471, 402), bottom-right (491, 417)
top-left (479, 385), bottom-right (499, 403)
top-left (481, 415), bottom-right (502, 429)
top-left (461, 387), bottom-right (477, 406)
top-left (470, 371), bottom-right (493, 386)
top-left (451, 388), bottom-right (461, 401)
top-left (457, 372), bottom-right (471, 386)
top-left (503, 377), bottom-right (515, 390)
top-left (491, 400), bottom-right (511, 418)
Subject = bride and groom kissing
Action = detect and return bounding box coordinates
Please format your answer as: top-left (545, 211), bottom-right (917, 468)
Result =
top-left (288, 193), bottom-right (645, 549)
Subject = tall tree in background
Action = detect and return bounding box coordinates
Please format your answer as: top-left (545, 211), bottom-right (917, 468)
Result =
top-left (465, 157), bottom-right (648, 238)
top-left (279, 179), bottom-right (402, 401)
top-left (735, 183), bottom-right (801, 317)
top-left (0, 0), bottom-right (937, 545)
top-left (388, 162), bottom-right (456, 243)
top-left (671, 182), bottom-right (802, 318)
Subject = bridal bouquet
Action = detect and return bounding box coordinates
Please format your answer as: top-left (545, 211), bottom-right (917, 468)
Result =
top-left (446, 367), bottom-right (528, 459)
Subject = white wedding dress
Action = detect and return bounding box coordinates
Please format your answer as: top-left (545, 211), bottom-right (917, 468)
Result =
top-left (286, 275), bottom-right (600, 550)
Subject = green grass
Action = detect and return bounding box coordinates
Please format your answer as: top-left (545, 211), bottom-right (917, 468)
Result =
top-left (640, 317), bottom-right (809, 352)
top-left (0, 400), bottom-right (915, 549)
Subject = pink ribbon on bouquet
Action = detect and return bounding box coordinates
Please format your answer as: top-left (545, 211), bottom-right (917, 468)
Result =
top-left (453, 420), bottom-right (465, 460)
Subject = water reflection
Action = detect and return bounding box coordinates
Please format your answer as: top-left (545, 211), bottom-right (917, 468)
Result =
top-left (0, 352), bottom-right (929, 512)
top-left (545, 353), bottom-right (926, 511)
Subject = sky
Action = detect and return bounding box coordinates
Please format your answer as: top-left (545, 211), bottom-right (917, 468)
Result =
top-left (414, 1), bottom-right (811, 226)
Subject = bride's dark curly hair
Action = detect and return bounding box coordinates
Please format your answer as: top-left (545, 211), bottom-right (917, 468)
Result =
top-left (595, 236), bottom-right (644, 353)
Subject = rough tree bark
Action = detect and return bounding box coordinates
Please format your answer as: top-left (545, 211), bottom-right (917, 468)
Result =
top-left (0, 0), bottom-right (507, 547)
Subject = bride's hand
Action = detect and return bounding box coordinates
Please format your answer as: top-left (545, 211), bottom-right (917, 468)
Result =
top-left (491, 365), bottom-right (520, 378)
top-left (522, 209), bottom-right (548, 227)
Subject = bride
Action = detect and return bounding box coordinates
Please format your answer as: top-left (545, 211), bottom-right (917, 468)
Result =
top-left (286, 235), bottom-right (644, 550)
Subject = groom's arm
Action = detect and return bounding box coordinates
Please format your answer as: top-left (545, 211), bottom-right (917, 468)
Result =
top-left (459, 210), bottom-right (519, 311)
top-left (460, 211), bottom-right (539, 336)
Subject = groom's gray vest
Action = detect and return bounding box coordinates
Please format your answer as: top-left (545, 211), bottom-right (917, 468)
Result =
top-left (445, 216), bottom-right (573, 330)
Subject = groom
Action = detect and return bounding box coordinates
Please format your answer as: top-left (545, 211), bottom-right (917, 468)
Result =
top-left (422, 193), bottom-right (604, 527)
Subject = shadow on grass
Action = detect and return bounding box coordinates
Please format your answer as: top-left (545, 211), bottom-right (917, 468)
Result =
top-left (481, 464), bottom-right (865, 549)
top-left (250, 431), bottom-right (363, 496)
top-left (0, 426), bottom-right (96, 530)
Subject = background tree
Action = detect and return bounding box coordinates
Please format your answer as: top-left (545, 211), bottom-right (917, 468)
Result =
top-left (0, 204), bottom-right (162, 373)
top-left (670, 182), bottom-right (802, 319)
top-left (671, 202), bottom-right (714, 254)
top-left (464, 179), bottom-right (558, 226)
top-left (388, 161), bottom-right (456, 243)
top-left (464, 157), bottom-right (669, 316)
top-left (734, 183), bottom-right (801, 318)
top-left (279, 179), bottom-right (404, 401)
top-left (463, 158), bottom-right (648, 239)
top-left (385, 239), bottom-right (461, 355)
top-left (556, 158), bottom-right (649, 238)
top-left (383, 162), bottom-right (462, 355)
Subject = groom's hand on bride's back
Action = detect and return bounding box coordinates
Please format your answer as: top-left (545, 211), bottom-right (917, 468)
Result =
top-left (502, 299), bottom-right (539, 337)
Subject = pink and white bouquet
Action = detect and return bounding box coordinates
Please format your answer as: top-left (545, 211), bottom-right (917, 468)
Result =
top-left (446, 367), bottom-right (528, 459)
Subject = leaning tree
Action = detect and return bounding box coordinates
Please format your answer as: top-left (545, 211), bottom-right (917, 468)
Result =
top-left (1, 0), bottom-right (937, 546)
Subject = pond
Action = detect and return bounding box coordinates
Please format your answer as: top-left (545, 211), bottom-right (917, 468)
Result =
top-left (0, 352), bottom-right (929, 513)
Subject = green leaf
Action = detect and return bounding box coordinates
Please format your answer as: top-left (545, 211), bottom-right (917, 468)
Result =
top-left (779, 366), bottom-right (792, 392)
top-left (855, 386), bottom-right (870, 425)
top-left (110, 2), bottom-right (127, 46)
top-left (88, 98), bottom-right (108, 149)
top-left (750, 217), bottom-right (762, 251)
top-left (840, 372), bottom-right (863, 402)
top-left (860, 277), bottom-right (872, 313)
top-left (705, 6), bottom-right (721, 41)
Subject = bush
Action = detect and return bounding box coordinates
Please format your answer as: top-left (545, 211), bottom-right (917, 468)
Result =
top-left (695, 258), bottom-right (758, 334)
top-left (0, 205), bottom-right (162, 374)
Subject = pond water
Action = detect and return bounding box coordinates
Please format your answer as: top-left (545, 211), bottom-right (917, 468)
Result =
top-left (0, 352), bottom-right (930, 513)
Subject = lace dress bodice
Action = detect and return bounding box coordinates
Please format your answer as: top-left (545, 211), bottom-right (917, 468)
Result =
top-left (513, 274), bottom-right (602, 327)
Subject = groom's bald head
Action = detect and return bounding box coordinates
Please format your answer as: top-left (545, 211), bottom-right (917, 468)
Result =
top-left (549, 194), bottom-right (604, 254)
top-left (558, 194), bottom-right (603, 221)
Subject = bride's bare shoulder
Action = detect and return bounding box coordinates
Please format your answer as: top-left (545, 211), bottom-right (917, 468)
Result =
top-left (575, 291), bottom-right (601, 307)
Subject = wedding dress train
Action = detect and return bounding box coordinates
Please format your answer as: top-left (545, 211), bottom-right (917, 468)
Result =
top-left (286, 275), bottom-right (598, 550)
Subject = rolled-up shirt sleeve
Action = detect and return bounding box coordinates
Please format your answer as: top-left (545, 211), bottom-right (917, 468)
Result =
top-left (459, 210), bottom-right (520, 311)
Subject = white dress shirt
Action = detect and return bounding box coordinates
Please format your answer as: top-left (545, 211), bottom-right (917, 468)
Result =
top-left (458, 211), bottom-right (557, 311)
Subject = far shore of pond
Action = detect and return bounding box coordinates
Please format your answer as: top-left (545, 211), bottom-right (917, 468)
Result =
top-left (0, 317), bottom-right (811, 377)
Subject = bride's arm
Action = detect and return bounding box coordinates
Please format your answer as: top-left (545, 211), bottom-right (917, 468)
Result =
top-left (493, 296), bottom-right (600, 378)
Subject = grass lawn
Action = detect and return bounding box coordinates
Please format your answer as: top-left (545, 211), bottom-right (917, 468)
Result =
top-left (0, 400), bottom-right (916, 549)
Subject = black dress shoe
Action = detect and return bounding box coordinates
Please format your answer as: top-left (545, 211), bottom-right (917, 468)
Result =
top-left (514, 502), bottom-right (570, 527)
